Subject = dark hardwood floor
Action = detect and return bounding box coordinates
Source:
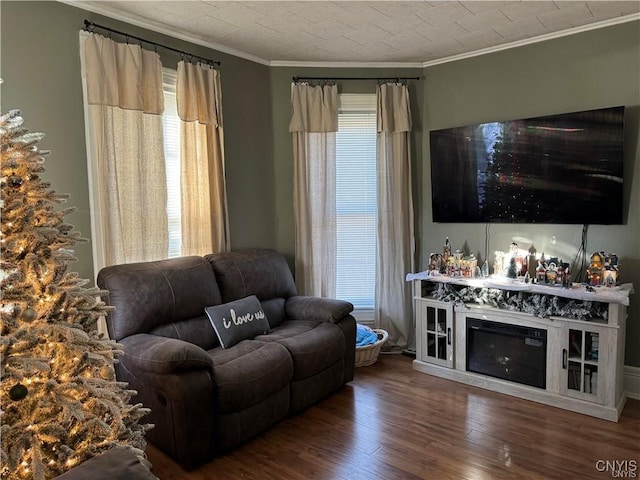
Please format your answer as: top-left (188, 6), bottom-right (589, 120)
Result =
top-left (146, 354), bottom-right (640, 480)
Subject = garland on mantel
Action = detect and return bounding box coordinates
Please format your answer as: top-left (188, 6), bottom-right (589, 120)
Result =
top-left (432, 283), bottom-right (609, 321)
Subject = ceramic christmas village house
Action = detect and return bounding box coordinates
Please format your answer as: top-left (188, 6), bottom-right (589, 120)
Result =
top-left (427, 238), bottom-right (620, 288)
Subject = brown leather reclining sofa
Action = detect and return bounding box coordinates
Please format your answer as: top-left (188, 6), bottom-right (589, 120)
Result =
top-left (96, 249), bottom-right (356, 469)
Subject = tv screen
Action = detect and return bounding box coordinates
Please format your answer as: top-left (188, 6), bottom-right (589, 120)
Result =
top-left (430, 106), bottom-right (625, 224)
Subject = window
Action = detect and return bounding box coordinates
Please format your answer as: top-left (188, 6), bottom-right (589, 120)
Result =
top-left (162, 68), bottom-right (182, 258)
top-left (336, 94), bottom-right (377, 315)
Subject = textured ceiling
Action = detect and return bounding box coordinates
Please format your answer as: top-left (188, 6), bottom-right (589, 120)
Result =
top-left (72, 1), bottom-right (640, 66)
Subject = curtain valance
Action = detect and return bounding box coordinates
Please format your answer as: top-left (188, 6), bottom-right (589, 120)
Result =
top-left (377, 83), bottom-right (412, 133)
top-left (82, 32), bottom-right (163, 114)
top-left (289, 83), bottom-right (338, 133)
top-left (177, 61), bottom-right (223, 127)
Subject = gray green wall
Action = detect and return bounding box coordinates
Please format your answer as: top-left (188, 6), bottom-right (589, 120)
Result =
top-left (2, 2), bottom-right (638, 366)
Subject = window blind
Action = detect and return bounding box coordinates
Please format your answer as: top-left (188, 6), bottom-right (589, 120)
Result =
top-left (162, 68), bottom-right (182, 258)
top-left (336, 94), bottom-right (377, 310)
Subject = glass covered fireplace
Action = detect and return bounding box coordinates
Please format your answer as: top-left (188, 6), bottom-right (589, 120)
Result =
top-left (466, 318), bottom-right (547, 389)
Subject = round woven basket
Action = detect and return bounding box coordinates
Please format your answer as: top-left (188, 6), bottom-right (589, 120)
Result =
top-left (355, 329), bottom-right (389, 367)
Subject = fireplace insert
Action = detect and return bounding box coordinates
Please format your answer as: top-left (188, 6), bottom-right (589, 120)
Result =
top-left (467, 318), bottom-right (547, 389)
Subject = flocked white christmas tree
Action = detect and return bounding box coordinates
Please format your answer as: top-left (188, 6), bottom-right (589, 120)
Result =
top-left (0, 109), bottom-right (151, 480)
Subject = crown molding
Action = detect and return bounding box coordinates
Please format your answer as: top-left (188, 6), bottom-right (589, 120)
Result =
top-left (59, 0), bottom-right (271, 66)
top-left (60, 1), bottom-right (639, 69)
top-left (422, 12), bottom-right (640, 68)
top-left (269, 60), bottom-right (424, 69)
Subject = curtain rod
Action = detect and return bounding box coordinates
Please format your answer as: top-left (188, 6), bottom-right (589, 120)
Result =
top-left (292, 76), bottom-right (420, 82)
top-left (83, 20), bottom-right (221, 66)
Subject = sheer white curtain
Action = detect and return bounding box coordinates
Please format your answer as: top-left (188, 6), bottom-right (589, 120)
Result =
top-left (176, 61), bottom-right (229, 255)
top-left (80, 31), bottom-right (168, 269)
top-left (289, 83), bottom-right (339, 296)
top-left (376, 83), bottom-right (415, 350)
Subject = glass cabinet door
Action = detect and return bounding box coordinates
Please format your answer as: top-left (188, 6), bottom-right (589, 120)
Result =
top-left (420, 300), bottom-right (454, 368)
top-left (562, 324), bottom-right (606, 404)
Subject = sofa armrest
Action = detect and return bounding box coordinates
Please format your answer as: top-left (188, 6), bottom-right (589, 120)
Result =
top-left (115, 335), bottom-right (216, 468)
top-left (285, 296), bottom-right (353, 323)
top-left (119, 334), bottom-right (214, 374)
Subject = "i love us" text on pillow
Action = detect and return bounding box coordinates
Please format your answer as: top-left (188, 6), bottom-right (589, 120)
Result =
top-left (205, 295), bottom-right (270, 348)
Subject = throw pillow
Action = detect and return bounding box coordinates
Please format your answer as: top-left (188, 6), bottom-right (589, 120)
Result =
top-left (205, 295), bottom-right (270, 349)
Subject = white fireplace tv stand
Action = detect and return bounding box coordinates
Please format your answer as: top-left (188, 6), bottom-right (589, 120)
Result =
top-left (407, 273), bottom-right (633, 422)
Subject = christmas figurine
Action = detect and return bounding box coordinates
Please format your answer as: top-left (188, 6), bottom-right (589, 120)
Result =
top-left (536, 259), bottom-right (547, 283)
top-left (588, 252), bottom-right (604, 286)
top-left (442, 237), bottom-right (451, 274)
top-left (556, 261), bottom-right (565, 286)
top-left (506, 256), bottom-right (518, 279)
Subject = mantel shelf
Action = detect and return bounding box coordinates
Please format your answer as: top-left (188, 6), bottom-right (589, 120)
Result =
top-left (406, 271), bottom-right (633, 306)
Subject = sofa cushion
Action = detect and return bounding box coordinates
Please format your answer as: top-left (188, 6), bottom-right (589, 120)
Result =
top-left (205, 295), bottom-right (270, 349)
top-left (257, 320), bottom-right (320, 338)
top-left (205, 249), bottom-right (297, 304)
top-left (256, 321), bottom-right (346, 381)
top-left (260, 297), bottom-right (286, 328)
top-left (97, 256), bottom-right (222, 341)
top-left (208, 340), bottom-right (293, 414)
top-left (150, 315), bottom-right (219, 350)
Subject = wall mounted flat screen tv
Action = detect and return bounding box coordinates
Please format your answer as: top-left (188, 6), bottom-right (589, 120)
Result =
top-left (430, 106), bottom-right (624, 224)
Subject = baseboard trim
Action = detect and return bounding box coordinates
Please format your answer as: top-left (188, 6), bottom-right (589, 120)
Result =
top-left (624, 365), bottom-right (640, 400)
